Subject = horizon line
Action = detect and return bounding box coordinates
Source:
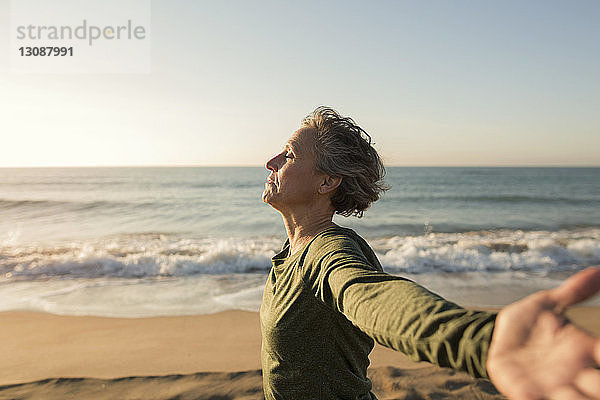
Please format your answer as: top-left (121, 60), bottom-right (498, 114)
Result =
top-left (1, 164), bottom-right (599, 169)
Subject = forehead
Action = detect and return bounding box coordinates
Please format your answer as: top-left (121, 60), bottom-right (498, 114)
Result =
top-left (286, 127), bottom-right (315, 154)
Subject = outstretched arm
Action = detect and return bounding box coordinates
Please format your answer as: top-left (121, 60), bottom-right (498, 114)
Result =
top-left (487, 267), bottom-right (600, 400)
top-left (321, 262), bottom-right (497, 378)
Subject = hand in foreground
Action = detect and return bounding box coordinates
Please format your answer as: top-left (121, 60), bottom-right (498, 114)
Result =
top-left (487, 267), bottom-right (600, 400)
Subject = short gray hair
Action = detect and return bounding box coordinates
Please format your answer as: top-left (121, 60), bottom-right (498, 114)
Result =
top-left (301, 106), bottom-right (389, 217)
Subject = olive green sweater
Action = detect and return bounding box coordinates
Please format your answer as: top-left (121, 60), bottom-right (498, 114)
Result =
top-left (260, 226), bottom-right (496, 400)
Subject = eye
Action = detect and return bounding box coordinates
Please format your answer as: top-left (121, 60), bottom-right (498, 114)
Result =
top-left (284, 150), bottom-right (294, 159)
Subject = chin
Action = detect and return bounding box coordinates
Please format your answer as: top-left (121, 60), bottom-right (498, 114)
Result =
top-left (262, 191), bottom-right (273, 204)
top-left (262, 194), bottom-right (282, 211)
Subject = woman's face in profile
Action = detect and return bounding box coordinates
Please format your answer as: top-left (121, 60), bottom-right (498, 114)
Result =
top-left (262, 127), bottom-right (322, 212)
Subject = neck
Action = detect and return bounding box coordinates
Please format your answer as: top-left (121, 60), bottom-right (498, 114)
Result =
top-left (280, 206), bottom-right (336, 256)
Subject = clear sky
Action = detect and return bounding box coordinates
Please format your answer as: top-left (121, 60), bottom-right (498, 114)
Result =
top-left (1, 0), bottom-right (599, 167)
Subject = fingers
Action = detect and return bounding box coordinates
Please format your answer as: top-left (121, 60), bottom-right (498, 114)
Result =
top-left (547, 345), bottom-right (600, 400)
top-left (548, 267), bottom-right (600, 311)
top-left (575, 369), bottom-right (600, 399)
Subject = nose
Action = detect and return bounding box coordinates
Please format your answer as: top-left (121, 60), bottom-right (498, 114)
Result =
top-left (265, 153), bottom-right (283, 172)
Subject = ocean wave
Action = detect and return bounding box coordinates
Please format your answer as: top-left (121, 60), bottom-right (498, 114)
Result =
top-left (0, 198), bottom-right (168, 213)
top-left (158, 182), bottom-right (262, 189)
top-left (373, 229), bottom-right (600, 274)
top-left (354, 221), bottom-right (600, 236)
top-left (0, 235), bottom-right (282, 281)
top-left (0, 180), bottom-right (131, 187)
top-left (383, 194), bottom-right (598, 205)
top-left (0, 199), bottom-right (65, 209)
top-left (1, 229), bottom-right (599, 282)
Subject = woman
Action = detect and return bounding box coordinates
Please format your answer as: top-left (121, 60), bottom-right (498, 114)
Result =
top-left (260, 106), bottom-right (600, 400)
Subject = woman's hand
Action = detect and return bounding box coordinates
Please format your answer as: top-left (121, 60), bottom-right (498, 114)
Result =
top-left (487, 267), bottom-right (600, 399)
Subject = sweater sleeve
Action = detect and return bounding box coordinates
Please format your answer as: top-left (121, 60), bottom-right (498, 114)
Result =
top-left (314, 243), bottom-right (496, 379)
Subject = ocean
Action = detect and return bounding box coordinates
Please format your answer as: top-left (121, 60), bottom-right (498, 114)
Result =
top-left (1, 167), bottom-right (599, 317)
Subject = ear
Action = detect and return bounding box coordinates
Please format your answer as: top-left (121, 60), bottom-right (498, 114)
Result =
top-left (318, 175), bottom-right (342, 195)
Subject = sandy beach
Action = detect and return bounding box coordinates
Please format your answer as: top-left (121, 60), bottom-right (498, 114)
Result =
top-left (0, 307), bottom-right (598, 399)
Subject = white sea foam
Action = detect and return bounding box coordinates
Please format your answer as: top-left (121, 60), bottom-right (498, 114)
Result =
top-left (1, 223), bottom-right (22, 246)
top-left (1, 234), bottom-right (283, 281)
top-left (1, 229), bottom-right (599, 316)
top-left (372, 228), bottom-right (600, 275)
top-left (1, 229), bottom-right (599, 282)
